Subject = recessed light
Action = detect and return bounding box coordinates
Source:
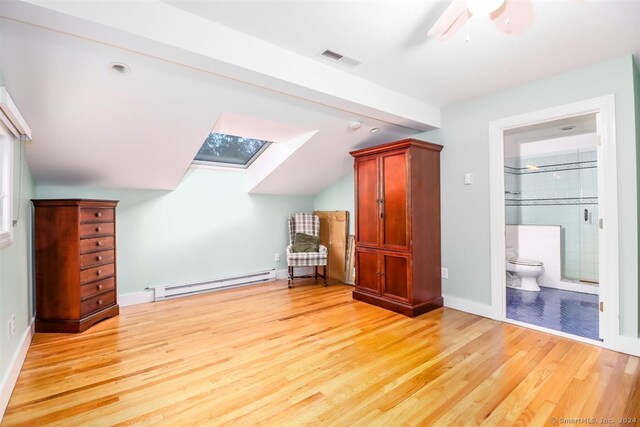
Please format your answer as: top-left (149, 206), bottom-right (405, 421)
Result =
top-left (348, 121), bottom-right (362, 131)
top-left (560, 126), bottom-right (576, 131)
top-left (109, 62), bottom-right (131, 74)
top-left (369, 128), bottom-right (380, 134)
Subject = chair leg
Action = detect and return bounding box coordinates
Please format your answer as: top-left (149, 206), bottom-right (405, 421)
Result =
top-left (323, 265), bottom-right (327, 287)
top-left (315, 266), bottom-right (318, 280)
top-left (288, 266), bottom-right (293, 289)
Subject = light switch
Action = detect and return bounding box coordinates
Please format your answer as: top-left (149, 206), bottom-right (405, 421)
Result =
top-left (464, 173), bottom-right (474, 185)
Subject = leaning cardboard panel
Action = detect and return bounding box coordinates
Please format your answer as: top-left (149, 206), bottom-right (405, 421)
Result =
top-left (345, 235), bottom-right (355, 285)
top-left (314, 211), bottom-right (349, 283)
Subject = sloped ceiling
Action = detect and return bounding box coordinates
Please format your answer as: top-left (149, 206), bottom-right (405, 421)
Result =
top-left (1, 0), bottom-right (638, 195)
top-left (0, 0), bottom-right (436, 194)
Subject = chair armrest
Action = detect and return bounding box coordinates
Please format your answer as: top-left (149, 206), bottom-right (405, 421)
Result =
top-left (319, 244), bottom-right (328, 256)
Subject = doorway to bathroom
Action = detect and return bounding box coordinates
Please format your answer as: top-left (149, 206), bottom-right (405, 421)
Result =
top-left (503, 114), bottom-right (600, 340)
top-left (488, 96), bottom-right (619, 348)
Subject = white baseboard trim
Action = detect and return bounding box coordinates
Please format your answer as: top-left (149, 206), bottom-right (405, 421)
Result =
top-left (118, 291), bottom-right (155, 307)
top-left (0, 318), bottom-right (34, 423)
top-left (119, 270), bottom-right (295, 307)
top-left (612, 334), bottom-right (640, 357)
top-left (443, 294), bottom-right (494, 319)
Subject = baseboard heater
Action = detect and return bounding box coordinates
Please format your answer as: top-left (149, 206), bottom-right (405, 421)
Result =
top-left (149, 269), bottom-right (276, 302)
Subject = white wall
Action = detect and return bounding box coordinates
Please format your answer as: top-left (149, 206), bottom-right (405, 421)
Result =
top-left (415, 55), bottom-right (639, 337)
top-left (37, 167), bottom-right (314, 295)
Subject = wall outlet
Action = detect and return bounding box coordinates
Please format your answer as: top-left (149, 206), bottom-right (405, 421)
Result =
top-left (274, 253), bottom-right (280, 262)
top-left (441, 268), bottom-right (449, 279)
top-left (8, 314), bottom-right (15, 338)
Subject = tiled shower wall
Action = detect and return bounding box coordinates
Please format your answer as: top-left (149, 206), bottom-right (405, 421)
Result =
top-left (505, 150), bottom-right (599, 283)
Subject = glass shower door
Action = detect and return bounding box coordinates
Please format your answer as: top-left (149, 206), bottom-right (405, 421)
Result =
top-left (579, 150), bottom-right (599, 285)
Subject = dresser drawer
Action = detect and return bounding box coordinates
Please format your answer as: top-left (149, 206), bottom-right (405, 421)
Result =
top-left (80, 222), bottom-right (114, 238)
top-left (81, 290), bottom-right (116, 316)
top-left (80, 250), bottom-right (115, 268)
top-left (81, 277), bottom-right (115, 300)
top-left (80, 263), bottom-right (115, 284)
top-left (80, 236), bottom-right (115, 253)
top-left (80, 207), bottom-right (114, 223)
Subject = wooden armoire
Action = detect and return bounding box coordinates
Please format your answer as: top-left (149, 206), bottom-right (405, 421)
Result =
top-left (33, 199), bottom-right (120, 333)
top-left (350, 139), bottom-right (443, 317)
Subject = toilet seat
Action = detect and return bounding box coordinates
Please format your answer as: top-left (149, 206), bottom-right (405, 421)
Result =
top-left (508, 257), bottom-right (542, 267)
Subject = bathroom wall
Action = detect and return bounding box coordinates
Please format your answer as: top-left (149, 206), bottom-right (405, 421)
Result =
top-left (506, 224), bottom-right (561, 287)
top-left (504, 156), bottom-right (520, 225)
top-left (506, 145), bottom-right (599, 283)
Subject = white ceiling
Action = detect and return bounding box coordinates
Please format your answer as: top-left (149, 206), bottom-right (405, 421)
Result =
top-left (1, 0), bottom-right (639, 195)
top-left (504, 113), bottom-right (597, 158)
top-left (167, 0), bottom-right (640, 107)
top-left (0, 17), bottom-right (415, 193)
top-left (505, 113), bottom-right (597, 144)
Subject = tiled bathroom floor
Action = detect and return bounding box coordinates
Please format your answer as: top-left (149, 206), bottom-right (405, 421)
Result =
top-left (506, 286), bottom-right (600, 341)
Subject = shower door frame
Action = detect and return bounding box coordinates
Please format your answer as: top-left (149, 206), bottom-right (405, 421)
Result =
top-left (488, 95), bottom-right (618, 349)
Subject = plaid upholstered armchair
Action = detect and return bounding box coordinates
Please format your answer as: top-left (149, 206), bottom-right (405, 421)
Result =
top-left (287, 213), bottom-right (328, 288)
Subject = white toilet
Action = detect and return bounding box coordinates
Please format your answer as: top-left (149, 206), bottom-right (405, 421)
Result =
top-left (506, 247), bottom-right (543, 292)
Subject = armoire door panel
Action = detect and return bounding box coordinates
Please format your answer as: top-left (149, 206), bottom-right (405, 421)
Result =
top-left (355, 157), bottom-right (379, 247)
top-left (355, 249), bottom-right (380, 295)
top-left (381, 151), bottom-right (409, 249)
top-left (382, 253), bottom-right (410, 303)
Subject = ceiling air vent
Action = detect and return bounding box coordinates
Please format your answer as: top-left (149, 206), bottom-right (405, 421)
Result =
top-left (319, 49), bottom-right (361, 68)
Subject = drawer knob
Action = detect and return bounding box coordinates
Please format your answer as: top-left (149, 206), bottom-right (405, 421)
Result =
top-left (95, 212), bottom-right (102, 217)
top-left (97, 284), bottom-right (103, 290)
top-left (96, 226), bottom-right (102, 232)
top-left (97, 300), bottom-right (103, 305)
top-left (97, 270), bottom-right (102, 276)
top-left (96, 241), bottom-right (103, 246)
top-left (96, 255), bottom-right (102, 261)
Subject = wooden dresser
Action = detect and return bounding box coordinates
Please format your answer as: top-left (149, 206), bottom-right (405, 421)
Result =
top-left (33, 199), bottom-right (119, 333)
top-left (350, 139), bottom-right (443, 317)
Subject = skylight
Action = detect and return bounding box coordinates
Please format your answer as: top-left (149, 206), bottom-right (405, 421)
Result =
top-left (193, 132), bottom-right (271, 168)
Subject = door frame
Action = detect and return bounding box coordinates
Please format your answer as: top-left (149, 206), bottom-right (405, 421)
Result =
top-left (488, 95), bottom-right (619, 348)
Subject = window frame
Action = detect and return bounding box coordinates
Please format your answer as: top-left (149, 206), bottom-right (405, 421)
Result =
top-left (0, 125), bottom-right (13, 248)
top-left (192, 133), bottom-right (272, 169)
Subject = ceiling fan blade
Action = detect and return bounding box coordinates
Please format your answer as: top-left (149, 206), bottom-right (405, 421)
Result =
top-left (438, 10), bottom-right (471, 40)
top-left (491, 0), bottom-right (534, 35)
top-left (427, 0), bottom-right (469, 37)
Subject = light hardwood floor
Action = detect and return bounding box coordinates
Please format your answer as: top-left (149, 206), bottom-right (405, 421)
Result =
top-left (4, 280), bottom-right (640, 426)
